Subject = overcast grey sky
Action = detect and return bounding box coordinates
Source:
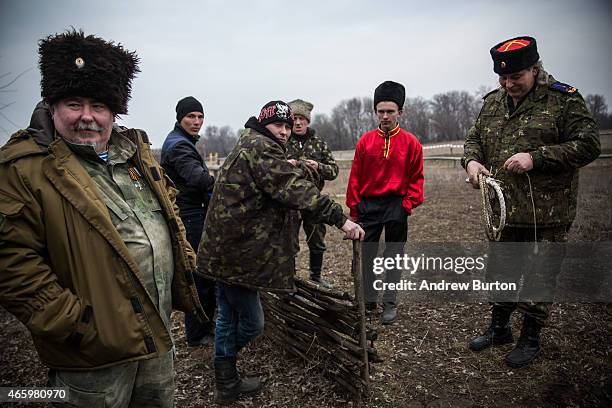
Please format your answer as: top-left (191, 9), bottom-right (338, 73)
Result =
top-left (1, 0), bottom-right (611, 148)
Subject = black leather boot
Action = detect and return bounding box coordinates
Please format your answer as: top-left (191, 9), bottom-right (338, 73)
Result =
top-left (309, 253), bottom-right (332, 289)
top-left (214, 357), bottom-right (262, 404)
top-left (505, 314), bottom-right (542, 368)
top-left (468, 306), bottom-right (514, 351)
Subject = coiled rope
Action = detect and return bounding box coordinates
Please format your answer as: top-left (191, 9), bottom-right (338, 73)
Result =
top-left (478, 173), bottom-right (506, 241)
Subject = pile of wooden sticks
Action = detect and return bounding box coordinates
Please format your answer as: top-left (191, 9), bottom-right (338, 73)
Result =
top-left (261, 242), bottom-right (378, 400)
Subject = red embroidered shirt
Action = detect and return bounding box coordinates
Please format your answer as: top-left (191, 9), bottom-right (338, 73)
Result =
top-left (346, 125), bottom-right (424, 220)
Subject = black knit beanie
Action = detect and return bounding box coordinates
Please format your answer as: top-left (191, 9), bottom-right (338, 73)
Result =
top-left (257, 100), bottom-right (294, 127)
top-left (176, 96), bottom-right (203, 122)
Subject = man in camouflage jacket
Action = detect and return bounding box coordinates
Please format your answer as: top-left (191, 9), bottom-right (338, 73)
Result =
top-left (462, 36), bottom-right (600, 368)
top-left (286, 99), bottom-right (339, 287)
top-left (197, 100), bottom-right (363, 403)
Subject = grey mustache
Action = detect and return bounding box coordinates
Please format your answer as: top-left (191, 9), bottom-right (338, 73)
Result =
top-left (74, 122), bottom-right (104, 132)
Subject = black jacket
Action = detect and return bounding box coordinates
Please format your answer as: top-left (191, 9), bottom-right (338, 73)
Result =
top-left (161, 123), bottom-right (215, 214)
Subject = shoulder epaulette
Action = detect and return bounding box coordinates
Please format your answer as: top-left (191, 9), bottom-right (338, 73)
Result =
top-left (550, 81), bottom-right (578, 94)
top-left (131, 128), bottom-right (151, 145)
top-left (482, 87), bottom-right (501, 100)
top-left (139, 130), bottom-right (151, 144)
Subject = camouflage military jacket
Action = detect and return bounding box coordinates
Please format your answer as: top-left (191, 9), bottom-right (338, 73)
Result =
top-left (197, 121), bottom-right (347, 292)
top-left (463, 70), bottom-right (600, 227)
top-left (285, 128), bottom-right (339, 190)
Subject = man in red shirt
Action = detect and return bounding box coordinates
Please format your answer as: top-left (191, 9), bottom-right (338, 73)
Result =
top-left (346, 81), bottom-right (424, 324)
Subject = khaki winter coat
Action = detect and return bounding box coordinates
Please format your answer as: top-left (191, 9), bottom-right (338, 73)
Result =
top-left (0, 126), bottom-right (205, 370)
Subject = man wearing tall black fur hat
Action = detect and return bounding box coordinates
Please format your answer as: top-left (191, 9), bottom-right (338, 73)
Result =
top-left (463, 36), bottom-right (600, 367)
top-left (0, 30), bottom-right (205, 406)
top-left (346, 81), bottom-right (425, 325)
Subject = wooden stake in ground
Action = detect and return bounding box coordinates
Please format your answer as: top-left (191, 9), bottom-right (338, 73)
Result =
top-left (352, 239), bottom-right (370, 398)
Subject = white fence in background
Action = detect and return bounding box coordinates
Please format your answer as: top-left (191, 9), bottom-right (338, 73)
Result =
top-left (422, 144), bottom-right (463, 150)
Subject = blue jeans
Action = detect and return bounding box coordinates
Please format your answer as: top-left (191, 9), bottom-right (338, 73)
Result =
top-left (215, 283), bottom-right (264, 361)
top-left (181, 210), bottom-right (216, 343)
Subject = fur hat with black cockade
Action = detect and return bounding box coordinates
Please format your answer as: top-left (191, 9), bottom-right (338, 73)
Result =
top-left (38, 29), bottom-right (140, 115)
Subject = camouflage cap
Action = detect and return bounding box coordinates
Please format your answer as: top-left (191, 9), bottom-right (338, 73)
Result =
top-left (288, 99), bottom-right (314, 122)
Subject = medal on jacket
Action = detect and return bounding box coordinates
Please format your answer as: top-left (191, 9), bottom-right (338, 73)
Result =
top-left (128, 165), bottom-right (143, 190)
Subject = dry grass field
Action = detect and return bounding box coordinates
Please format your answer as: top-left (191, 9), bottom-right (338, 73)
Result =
top-left (1, 148), bottom-right (610, 407)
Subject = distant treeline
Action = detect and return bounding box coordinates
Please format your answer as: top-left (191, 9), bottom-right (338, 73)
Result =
top-left (185, 91), bottom-right (612, 157)
top-left (310, 91), bottom-right (484, 150)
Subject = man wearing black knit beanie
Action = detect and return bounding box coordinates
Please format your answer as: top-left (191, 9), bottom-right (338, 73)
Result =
top-left (162, 96), bottom-right (216, 347)
top-left (197, 100), bottom-right (364, 403)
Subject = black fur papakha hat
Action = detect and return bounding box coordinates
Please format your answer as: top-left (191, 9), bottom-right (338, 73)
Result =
top-left (490, 36), bottom-right (539, 75)
top-left (38, 29), bottom-right (140, 114)
top-left (374, 81), bottom-right (406, 110)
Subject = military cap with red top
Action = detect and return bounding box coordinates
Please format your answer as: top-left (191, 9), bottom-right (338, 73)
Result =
top-left (490, 36), bottom-right (539, 75)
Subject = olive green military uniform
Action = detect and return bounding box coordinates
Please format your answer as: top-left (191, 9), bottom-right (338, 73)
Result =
top-left (70, 133), bottom-right (175, 330)
top-left (285, 128), bottom-right (339, 256)
top-left (462, 69), bottom-right (601, 322)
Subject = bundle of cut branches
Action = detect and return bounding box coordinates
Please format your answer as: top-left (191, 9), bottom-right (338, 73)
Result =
top-left (262, 264), bottom-right (378, 401)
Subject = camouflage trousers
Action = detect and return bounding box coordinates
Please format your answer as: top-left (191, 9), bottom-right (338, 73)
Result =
top-left (292, 217), bottom-right (327, 255)
top-left (489, 225), bottom-right (568, 325)
top-left (48, 350), bottom-right (174, 407)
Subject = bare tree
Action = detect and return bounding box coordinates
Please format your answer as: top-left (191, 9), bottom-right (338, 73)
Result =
top-left (429, 91), bottom-right (479, 141)
top-left (310, 113), bottom-right (340, 150)
top-left (401, 96), bottom-right (431, 143)
top-left (1, 66), bottom-right (35, 136)
top-left (329, 97), bottom-right (377, 149)
top-left (585, 94), bottom-right (612, 128)
top-left (198, 125), bottom-right (237, 157)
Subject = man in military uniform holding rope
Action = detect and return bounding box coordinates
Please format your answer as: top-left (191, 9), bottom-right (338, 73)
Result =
top-left (462, 36), bottom-right (600, 367)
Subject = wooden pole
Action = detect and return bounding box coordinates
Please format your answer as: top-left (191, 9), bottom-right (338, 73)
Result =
top-left (352, 240), bottom-right (370, 399)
